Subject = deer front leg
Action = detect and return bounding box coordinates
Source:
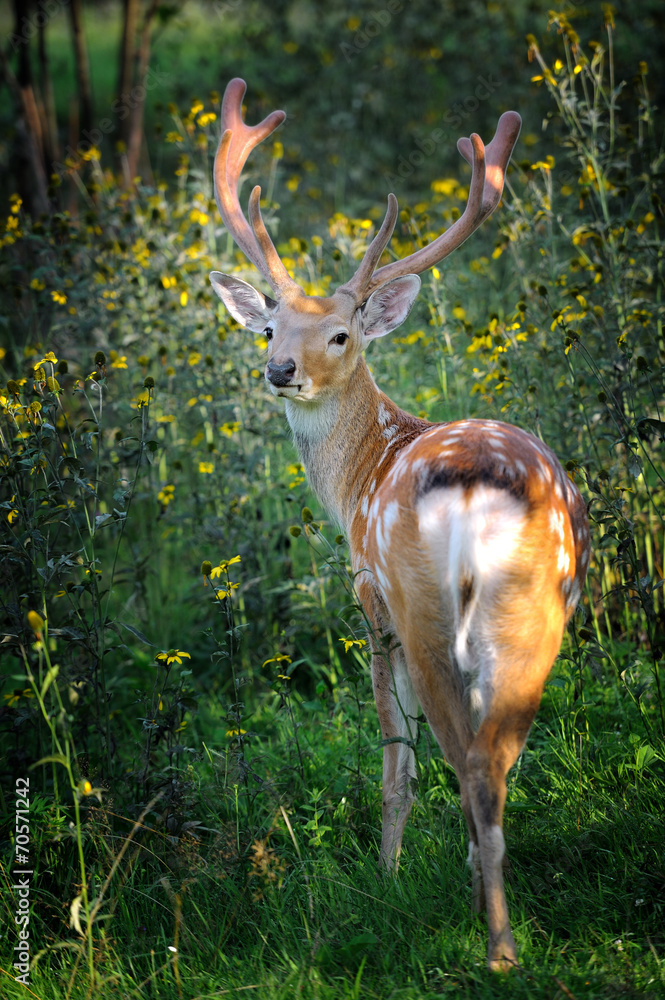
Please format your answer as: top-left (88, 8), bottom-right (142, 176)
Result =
top-left (371, 645), bottom-right (420, 870)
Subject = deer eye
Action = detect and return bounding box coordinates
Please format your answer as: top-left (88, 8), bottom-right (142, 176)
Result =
top-left (332, 332), bottom-right (348, 346)
top-left (264, 326), bottom-right (274, 341)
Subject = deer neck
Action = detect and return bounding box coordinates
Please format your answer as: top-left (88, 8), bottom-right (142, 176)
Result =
top-left (284, 356), bottom-right (428, 531)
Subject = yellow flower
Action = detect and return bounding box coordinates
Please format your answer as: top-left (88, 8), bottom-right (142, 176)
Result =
top-left (431, 178), bottom-right (458, 196)
top-left (30, 278), bottom-right (45, 291)
top-left (27, 611), bottom-right (44, 635)
top-left (263, 654), bottom-right (292, 668)
top-left (51, 290), bottom-right (67, 305)
top-left (339, 637), bottom-right (367, 653)
top-left (226, 728), bottom-right (247, 737)
top-left (156, 649), bottom-right (191, 666)
top-left (198, 461), bottom-right (214, 474)
top-left (210, 555), bottom-right (241, 577)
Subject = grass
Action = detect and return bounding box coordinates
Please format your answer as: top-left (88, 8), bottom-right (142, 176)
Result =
top-left (1, 3), bottom-right (664, 997)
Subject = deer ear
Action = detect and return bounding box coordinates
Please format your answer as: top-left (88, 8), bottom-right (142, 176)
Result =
top-left (209, 272), bottom-right (277, 332)
top-left (360, 275), bottom-right (421, 340)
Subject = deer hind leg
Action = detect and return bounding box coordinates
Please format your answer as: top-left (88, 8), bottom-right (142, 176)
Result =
top-left (465, 627), bottom-right (565, 972)
top-left (371, 644), bottom-right (420, 870)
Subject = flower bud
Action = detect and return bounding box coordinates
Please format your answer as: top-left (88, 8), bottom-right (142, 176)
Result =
top-left (143, 376), bottom-right (155, 389)
top-left (27, 610), bottom-right (44, 634)
top-left (301, 507), bottom-right (314, 524)
top-left (201, 560), bottom-right (213, 576)
top-left (94, 351), bottom-right (106, 366)
top-left (289, 526), bottom-right (302, 537)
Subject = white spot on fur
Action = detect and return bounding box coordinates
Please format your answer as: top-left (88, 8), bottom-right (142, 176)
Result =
top-left (361, 496), bottom-right (369, 518)
top-left (377, 401), bottom-right (390, 426)
top-left (375, 564), bottom-right (392, 596)
top-left (549, 509), bottom-right (564, 538)
top-left (557, 545), bottom-right (570, 574)
top-left (514, 460), bottom-right (527, 477)
top-left (383, 499), bottom-right (400, 542)
top-left (567, 580), bottom-right (582, 610)
top-left (382, 424), bottom-right (399, 441)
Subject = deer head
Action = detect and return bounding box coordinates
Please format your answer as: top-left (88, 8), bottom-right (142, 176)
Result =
top-left (209, 78), bottom-right (521, 405)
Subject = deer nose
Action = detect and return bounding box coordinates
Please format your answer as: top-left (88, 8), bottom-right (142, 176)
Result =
top-left (266, 358), bottom-right (296, 386)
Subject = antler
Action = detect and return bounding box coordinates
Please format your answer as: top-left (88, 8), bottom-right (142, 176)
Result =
top-left (213, 78), bottom-right (299, 295)
top-left (339, 111), bottom-right (521, 301)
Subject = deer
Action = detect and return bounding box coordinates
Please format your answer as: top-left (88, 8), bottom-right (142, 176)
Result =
top-left (208, 78), bottom-right (591, 971)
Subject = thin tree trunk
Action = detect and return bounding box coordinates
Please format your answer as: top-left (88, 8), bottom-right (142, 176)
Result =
top-left (117, 0), bottom-right (140, 150)
top-left (125, 0), bottom-right (160, 185)
top-left (68, 0), bottom-right (94, 137)
top-left (38, 17), bottom-right (59, 168)
top-left (3, 0), bottom-right (49, 215)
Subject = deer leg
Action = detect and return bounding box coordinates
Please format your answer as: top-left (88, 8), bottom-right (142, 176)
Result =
top-left (371, 646), bottom-right (420, 870)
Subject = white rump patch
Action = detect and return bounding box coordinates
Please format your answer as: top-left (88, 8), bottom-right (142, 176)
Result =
top-left (417, 485), bottom-right (526, 724)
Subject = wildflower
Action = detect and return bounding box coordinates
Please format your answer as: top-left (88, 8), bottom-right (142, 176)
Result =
top-left (51, 290), bottom-right (67, 305)
top-left (339, 637), bottom-right (367, 653)
top-left (226, 728), bottom-right (247, 737)
top-left (198, 461), bottom-right (214, 474)
top-left (30, 278), bottom-right (45, 291)
top-left (210, 556), bottom-right (241, 578)
top-left (27, 611), bottom-right (44, 635)
top-left (431, 178), bottom-right (458, 196)
top-left (221, 421), bottom-right (240, 437)
top-left (156, 649), bottom-right (191, 666)
top-left (4, 688), bottom-right (33, 708)
top-left (109, 352), bottom-right (128, 369)
top-left (157, 484), bottom-right (175, 506)
top-left (144, 376), bottom-right (155, 389)
top-left (263, 654), bottom-right (292, 668)
top-left (215, 584), bottom-right (239, 600)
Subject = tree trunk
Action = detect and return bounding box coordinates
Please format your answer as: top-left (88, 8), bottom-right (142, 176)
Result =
top-left (125, 0), bottom-right (160, 185)
top-left (68, 0), bottom-right (94, 138)
top-left (2, 0), bottom-right (50, 215)
top-left (117, 0), bottom-right (140, 150)
top-left (38, 17), bottom-right (59, 167)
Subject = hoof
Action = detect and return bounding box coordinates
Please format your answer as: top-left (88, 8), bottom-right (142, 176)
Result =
top-left (488, 953), bottom-right (518, 973)
top-left (487, 932), bottom-right (518, 973)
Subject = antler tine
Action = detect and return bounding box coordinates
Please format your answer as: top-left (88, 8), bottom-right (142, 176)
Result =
top-left (339, 194), bottom-right (399, 300)
top-left (248, 185), bottom-right (295, 290)
top-left (213, 78), bottom-right (298, 294)
top-left (350, 111), bottom-right (520, 299)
